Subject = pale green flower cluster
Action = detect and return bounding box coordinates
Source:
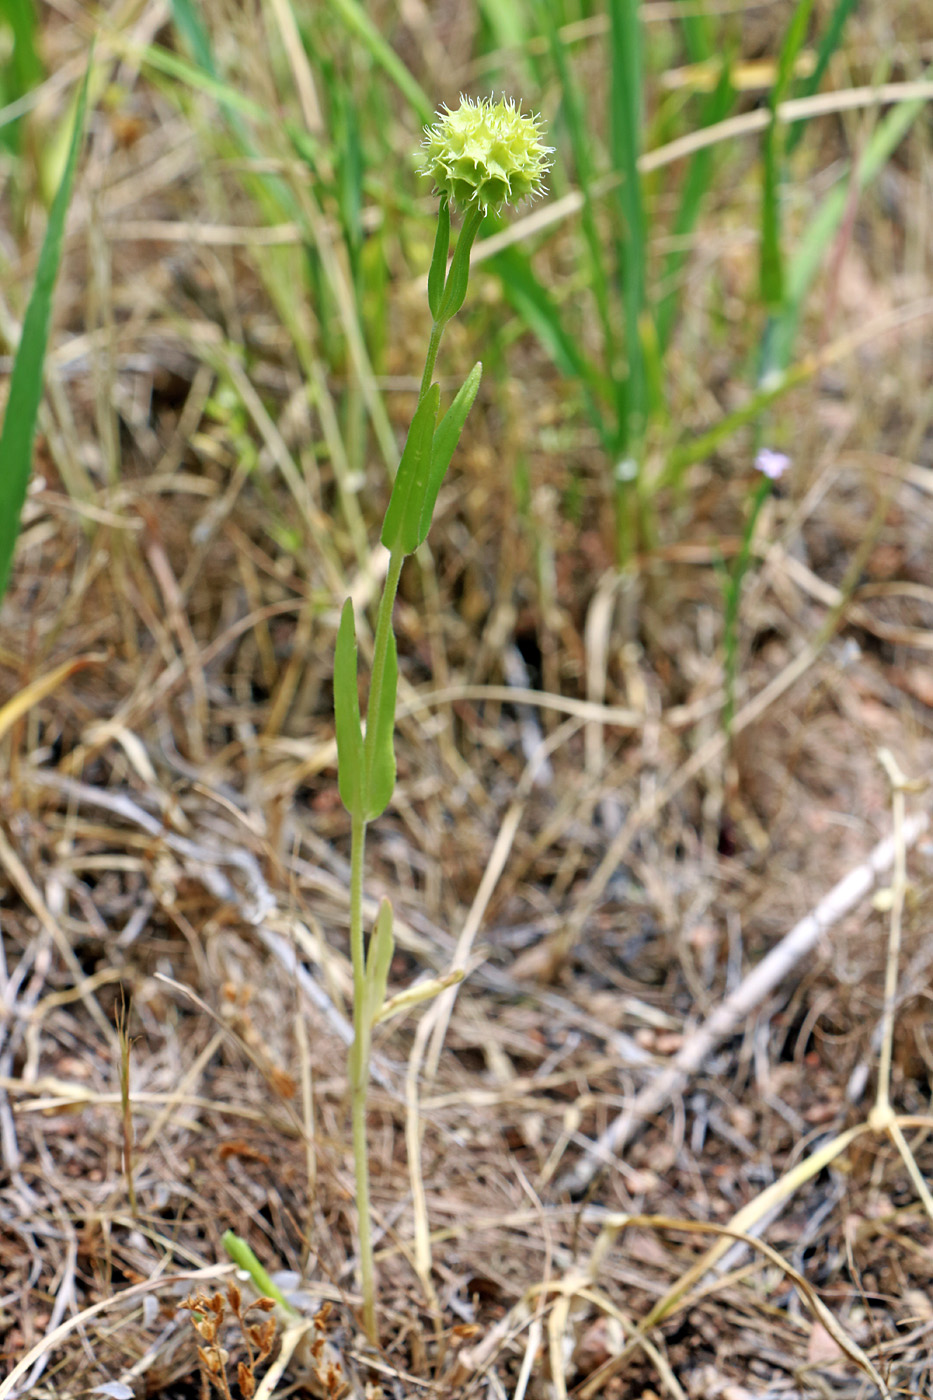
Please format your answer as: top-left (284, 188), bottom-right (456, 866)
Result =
top-left (418, 95), bottom-right (553, 213)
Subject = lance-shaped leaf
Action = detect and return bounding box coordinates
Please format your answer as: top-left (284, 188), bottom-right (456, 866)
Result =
top-left (364, 897), bottom-right (395, 1026)
top-left (416, 360), bottom-right (482, 548)
top-left (427, 197), bottom-right (450, 321)
top-left (363, 627), bottom-right (397, 820)
top-left (375, 968), bottom-right (464, 1024)
top-left (334, 599), bottom-right (364, 816)
top-left (437, 205), bottom-right (482, 323)
top-left (380, 383), bottom-right (439, 555)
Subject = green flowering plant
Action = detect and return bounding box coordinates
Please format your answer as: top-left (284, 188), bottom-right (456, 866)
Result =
top-left (331, 95), bottom-right (551, 1341)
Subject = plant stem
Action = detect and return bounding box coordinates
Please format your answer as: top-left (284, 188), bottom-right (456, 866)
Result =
top-left (351, 545), bottom-right (404, 1343)
top-left (419, 320), bottom-right (444, 401)
top-left (347, 805), bottom-right (376, 1340)
top-left (344, 197), bottom-right (481, 1343)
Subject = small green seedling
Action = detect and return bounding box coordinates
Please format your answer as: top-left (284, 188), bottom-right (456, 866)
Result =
top-left (332, 95), bottom-right (551, 1341)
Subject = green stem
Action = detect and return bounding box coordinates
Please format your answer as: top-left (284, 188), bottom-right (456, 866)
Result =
top-left (351, 547), bottom-right (403, 1343)
top-left (343, 197), bottom-right (482, 1343)
top-left (419, 320), bottom-right (444, 402)
top-left (347, 806), bottom-right (376, 1340)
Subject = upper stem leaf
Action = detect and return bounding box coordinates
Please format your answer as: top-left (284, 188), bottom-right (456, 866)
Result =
top-left (427, 198), bottom-right (450, 321)
top-left (364, 626), bottom-right (398, 820)
top-left (334, 599), bottom-right (365, 817)
top-left (417, 361), bottom-right (482, 548)
top-left (381, 384), bottom-right (440, 555)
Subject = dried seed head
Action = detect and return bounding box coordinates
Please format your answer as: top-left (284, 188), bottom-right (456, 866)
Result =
top-left (198, 1344), bottom-right (227, 1374)
top-left (250, 1296), bottom-right (277, 1313)
top-left (418, 95), bottom-right (552, 213)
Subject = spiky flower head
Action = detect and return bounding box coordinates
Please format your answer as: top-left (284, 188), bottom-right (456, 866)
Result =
top-left (418, 95), bottom-right (553, 214)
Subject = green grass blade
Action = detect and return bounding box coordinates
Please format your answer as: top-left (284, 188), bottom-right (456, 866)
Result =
top-left (535, 1), bottom-right (616, 373)
top-left (327, 0), bottom-right (433, 127)
top-left (678, 3), bottom-right (713, 64)
top-left (167, 0), bottom-right (215, 75)
top-left (773, 78), bottom-right (931, 369)
top-left (760, 0), bottom-right (816, 312)
top-left (0, 0), bottom-right (44, 153)
top-left (476, 0), bottom-right (526, 54)
top-left (667, 69), bottom-right (928, 484)
top-left (0, 56), bottom-right (90, 604)
top-left (786, 0), bottom-right (859, 156)
top-left (138, 38), bottom-right (269, 126)
top-left (489, 244), bottom-right (610, 447)
top-left (609, 0), bottom-right (647, 450)
top-left (656, 57), bottom-right (735, 351)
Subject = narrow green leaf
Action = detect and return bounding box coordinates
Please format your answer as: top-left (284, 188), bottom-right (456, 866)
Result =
top-left (786, 0), bottom-right (859, 155)
top-left (365, 898), bottom-right (395, 1026)
top-left (772, 79), bottom-right (930, 371)
top-left (427, 198), bottom-right (450, 322)
top-left (437, 205), bottom-right (482, 323)
top-left (657, 56), bottom-right (735, 351)
top-left (0, 54), bottom-right (90, 604)
top-left (364, 629), bottom-right (397, 821)
top-left (139, 40), bottom-right (269, 125)
top-left (334, 600), bottom-right (365, 816)
top-left (327, 0), bottom-right (433, 126)
top-left (1, 0), bottom-right (44, 154)
top-left (380, 384), bottom-right (439, 555)
top-left (609, 0), bottom-right (648, 449)
top-left (490, 245), bottom-right (610, 448)
top-left (534, 0), bottom-right (616, 372)
top-left (167, 0), bottom-right (215, 74)
top-left (416, 361), bottom-right (482, 548)
top-left (760, 0), bottom-right (816, 311)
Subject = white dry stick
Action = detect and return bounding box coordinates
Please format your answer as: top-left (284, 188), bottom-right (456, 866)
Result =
top-left (560, 809), bottom-right (930, 1196)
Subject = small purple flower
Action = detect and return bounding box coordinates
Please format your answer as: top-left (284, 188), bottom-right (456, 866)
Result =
top-left (755, 447), bottom-right (791, 481)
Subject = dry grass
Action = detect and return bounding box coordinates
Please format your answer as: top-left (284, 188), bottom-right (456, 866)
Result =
top-left (2, 3), bottom-right (933, 1398)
